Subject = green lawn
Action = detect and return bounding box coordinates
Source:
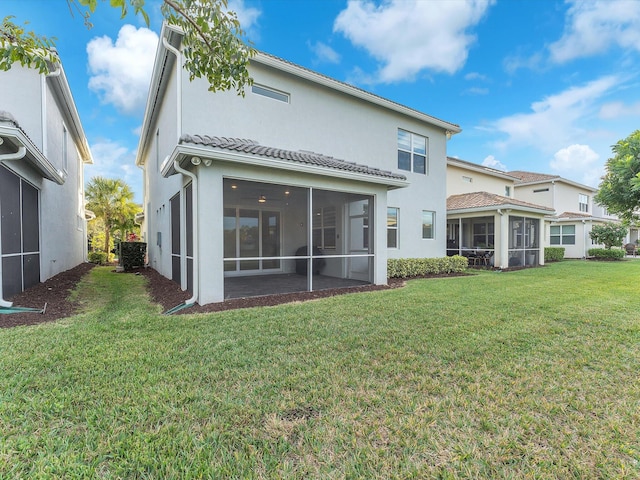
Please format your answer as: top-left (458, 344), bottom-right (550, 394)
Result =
top-left (1, 261), bottom-right (639, 478)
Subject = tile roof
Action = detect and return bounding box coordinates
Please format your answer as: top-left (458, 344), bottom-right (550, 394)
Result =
top-left (556, 211), bottom-right (593, 219)
top-left (447, 191), bottom-right (554, 212)
top-left (508, 170), bottom-right (561, 184)
top-left (179, 134), bottom-right (407, 181)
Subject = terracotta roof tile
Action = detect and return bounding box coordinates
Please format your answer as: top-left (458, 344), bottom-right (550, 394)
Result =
top-left (508, 170), bottom-right (561, 184)
top-left (179, 134), bottom-right (407, 181)
top-left (447, 191), bottom-right (554, 212)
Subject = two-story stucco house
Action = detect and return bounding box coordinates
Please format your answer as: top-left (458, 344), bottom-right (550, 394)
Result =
top-left (509, 171), bottom-right (618, 258)
top-left (445, 157), bottom-right (553, 268)
top-left (445, 157), bottom-right (626, 264)
top-left (136, 24), bottom-right (460, 306)
top-left (0, 61), bottom-right (92, 306)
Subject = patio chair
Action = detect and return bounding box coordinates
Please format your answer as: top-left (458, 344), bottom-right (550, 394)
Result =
top-left (625, 243), bottom-right (637, 257)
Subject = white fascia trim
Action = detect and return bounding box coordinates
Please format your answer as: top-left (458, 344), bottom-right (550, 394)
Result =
top-left (0, 126), bottom-right (65, 184)
top-left (136, 24), bottom-right (180, 167)
top-left (447, 158), bottom-right (518, 181)
top-left (448, 205), bottom-right (554, 216)
top-left (47, 64), bottom-right (93, 164)
top-left (162, 144), bottom-right (410, 189)
top-left (515, 178), bottom-right (597, 192)
top-left (253, 53), bottom-right (461, 135)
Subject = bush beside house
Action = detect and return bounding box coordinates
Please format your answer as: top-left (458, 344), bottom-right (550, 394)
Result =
top-left (587, 248), bottom-right (626, 260)
top-left (388, 256), bottom-right (468, 278)
top-left (545, 247), bottom-right (565, 262)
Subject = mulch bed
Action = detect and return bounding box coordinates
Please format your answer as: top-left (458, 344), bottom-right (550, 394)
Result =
top-left (0, 263), bottom-right (94, 329)
top-left (2, 262), bottom-right (469, 327)
top-left (138, 267), bottom-right (406, 315)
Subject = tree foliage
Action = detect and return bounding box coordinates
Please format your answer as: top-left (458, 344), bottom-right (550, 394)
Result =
top-left (1, 0), bottom-right (254, 94)
top-left (595, 130), bottom-right (640, 223)
top-left (86, 177), bottom-right (139, 262)
top-left (588, 223), bottom-right (627, 250)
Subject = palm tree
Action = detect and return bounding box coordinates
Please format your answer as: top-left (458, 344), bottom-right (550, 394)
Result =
top-left (85, 177), bottom-right (137, 262)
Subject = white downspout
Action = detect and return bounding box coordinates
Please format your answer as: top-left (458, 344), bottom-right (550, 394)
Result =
top-left (41, 66), bottom-right (61, 157)
top-left (0, 141), bottom-right (28, 307)
top-left (162, 37), bottom-right (182, 142)
top-left (173, 160), bottom-right (198, 306)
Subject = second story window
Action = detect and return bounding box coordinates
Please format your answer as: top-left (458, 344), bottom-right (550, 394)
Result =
top-left (251, 84), bottom-right (290, 103)
top-left (579, 193), bottom-right (589, 212)
top-left (505, 186), bottom-right (511, 197)
top-left (398, 129), bottom-right (428, 174)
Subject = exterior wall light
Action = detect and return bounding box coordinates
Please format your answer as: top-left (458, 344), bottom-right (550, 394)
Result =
top-left (258, 195), bottom-right (266, 203)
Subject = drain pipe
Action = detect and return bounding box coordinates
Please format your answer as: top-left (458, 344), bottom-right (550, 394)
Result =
top-left (166, 159), bottom-right (198, 313)
top-left (0, 140), bottom-right (28, 307)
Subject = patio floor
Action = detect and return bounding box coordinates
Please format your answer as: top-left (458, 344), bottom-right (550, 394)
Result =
top-left (224, 274), bottom-right (370, 299)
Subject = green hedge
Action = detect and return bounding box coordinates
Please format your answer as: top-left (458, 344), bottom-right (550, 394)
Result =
top-left (88, 251), bottom-right (107, 265)
top-left (544, 247), bottom-right (565, 262)
top-left (119, 242), bottom-right (147, 271)
top-left (388, 256), bottom-right (468, 279)
top-left (588, 248), bottom-right (626, 260)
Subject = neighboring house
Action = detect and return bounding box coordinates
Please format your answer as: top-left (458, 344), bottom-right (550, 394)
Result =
top-left (136, 24), bottom-right (460, 305)
top-left (446, 158), bottom-right (553, 268)
top-left (509, 171), bottom-right (618, 258)
top-left (0, 61), bottom-right (92, 306)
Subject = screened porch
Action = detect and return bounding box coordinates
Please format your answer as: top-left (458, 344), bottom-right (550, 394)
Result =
top-left (222, 179), bottom-right (375, 299)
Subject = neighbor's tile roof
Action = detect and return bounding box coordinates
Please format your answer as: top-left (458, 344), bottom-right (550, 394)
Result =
top-left (447, 191), bottom-right (554, 212)
top-left (508, 170), bottom-right (561, 184)
top-left (180, 134), bottom-right (407, 181)
top-left (556, 211), bottom-right (593, 219)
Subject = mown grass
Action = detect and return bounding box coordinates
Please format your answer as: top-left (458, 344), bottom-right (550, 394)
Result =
top-left (0, 261), bottom-right (639, 478)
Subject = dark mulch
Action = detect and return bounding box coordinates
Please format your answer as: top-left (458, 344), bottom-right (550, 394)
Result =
top-left (1, 262), bottom-right (467, 327)
top-left (0, 263), bottom-right (95, 329)
top-left (138, 267), bottom-right (407, 315)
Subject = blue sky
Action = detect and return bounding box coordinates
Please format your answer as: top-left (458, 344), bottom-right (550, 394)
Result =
top-left (4, 0), bottom-right (640, 203)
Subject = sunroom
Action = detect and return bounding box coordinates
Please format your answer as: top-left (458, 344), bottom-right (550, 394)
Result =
top-left (162, 136), bottom-right (408, 304)
top-left (447, 192), bottom-right (553, 269)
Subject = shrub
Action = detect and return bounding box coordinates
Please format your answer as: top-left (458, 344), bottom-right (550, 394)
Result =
top-left (589, 223), bottom-right (627, 249)
top-left (388, 256), bottom-right (468, 279)
top-left (545, 247), bottom-right (565, 262)
top-left (88, 251), bottom-right (107, 265)
top-left (588, 248), bottom-right (626, 260)
top-left (119, 242), bottom-right (147, 271)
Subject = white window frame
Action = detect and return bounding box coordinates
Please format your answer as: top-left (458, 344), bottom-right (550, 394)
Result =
top-left (251, 84), bottom-right (290, 103)
top-left (422, 210), bottom-right (435, 240)
top-left (579, 194), bottom-right (589, 213)
top-left (387, 207), bottom-right (399, 248)
top-left (397, 129), bottom-right (428, 174)
top-left (550, 224), bottom-right (576, 245)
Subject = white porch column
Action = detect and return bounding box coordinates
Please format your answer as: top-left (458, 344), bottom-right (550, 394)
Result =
top-left (498, 212), bottom-right (510, 269)
top-left (538, 218), bottom-right (546, 265)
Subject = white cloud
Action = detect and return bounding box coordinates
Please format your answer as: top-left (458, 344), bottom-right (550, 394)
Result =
top-left (309, 41), bottom-right (341, 64)
top-left (333, 0), bottom-right (494, 83)
top-left (599, 101), bottom-right (640, 119)
top-left (228, 0), bottom-right (261, 36)
top-left (549, 0), bottom-right (640, 63)
top-left (464, 72), bottom-right (489, 82)
top-left (482, 155), bottom-right (507, 171)
top-left (87, 25), bottom-right (159, 115)
top-left (463, 87), bottom-right (489, 96)
top-left (491, 75), bottom-right (620, 153)
top-left (551, 144), bottom-right (604, 187)
top-left (85, 140), bottom-right (142, 201)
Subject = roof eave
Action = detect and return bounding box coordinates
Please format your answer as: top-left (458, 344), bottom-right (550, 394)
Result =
top-left (448, 203), bottom-right (554, 215)
top-left (0, 126), bottom-right (65, 184)
top-left (162, 144), bottom-right (409, 189)
top-left (253, 52), bottom-right (461, 135)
